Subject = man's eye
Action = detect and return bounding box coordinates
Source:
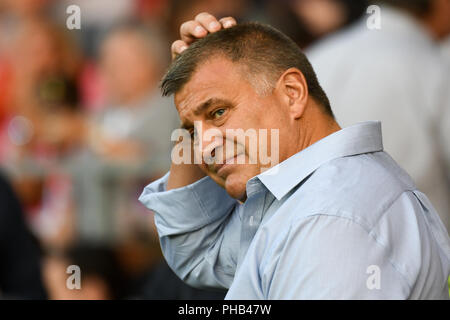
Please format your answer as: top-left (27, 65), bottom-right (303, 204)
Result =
top-left (212, 108), bottom-right (226, 119)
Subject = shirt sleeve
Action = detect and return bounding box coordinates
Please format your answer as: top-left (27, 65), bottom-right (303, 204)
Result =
top-left (261, 214), bottom-right (412, 299)
top-left (139, 172), bottom-right (242, 290)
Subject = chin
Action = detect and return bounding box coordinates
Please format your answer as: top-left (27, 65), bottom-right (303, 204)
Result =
top-left (224, 173), bottom-right (248, 200)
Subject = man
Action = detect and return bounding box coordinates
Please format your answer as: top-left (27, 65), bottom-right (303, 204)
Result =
top-left (139, 13), bottom-right (450, 299)
top-left (306, 0), bottom-right (450, 232)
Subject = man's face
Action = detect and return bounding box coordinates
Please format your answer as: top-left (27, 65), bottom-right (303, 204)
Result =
top-left (175, 57), bottom-right (291, 200)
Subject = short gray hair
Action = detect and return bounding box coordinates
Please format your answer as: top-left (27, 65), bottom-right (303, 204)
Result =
top-left (161, 22), bottom-right (333, 117)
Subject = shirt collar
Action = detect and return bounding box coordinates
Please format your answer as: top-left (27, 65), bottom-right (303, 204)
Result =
top-left (254, 121), bottom-right (384, 201)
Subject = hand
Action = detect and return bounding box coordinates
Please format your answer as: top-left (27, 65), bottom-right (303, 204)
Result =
top-left (167, 138), bottom-right (207, 190)
top-left (166, 13), bottom-right (237, 189)
top-left (171, 12), bottom-right (237, 60)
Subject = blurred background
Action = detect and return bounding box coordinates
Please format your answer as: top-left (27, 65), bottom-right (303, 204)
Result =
top-left (0, 0), bottom-right (448, 299)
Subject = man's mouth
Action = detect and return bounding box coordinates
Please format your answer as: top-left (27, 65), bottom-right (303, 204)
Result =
top-left (214, 153), bottom-right (245, 176)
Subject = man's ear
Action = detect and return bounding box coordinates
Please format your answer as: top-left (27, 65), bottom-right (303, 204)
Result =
top-left (276, 68), bottom-right (308, 120)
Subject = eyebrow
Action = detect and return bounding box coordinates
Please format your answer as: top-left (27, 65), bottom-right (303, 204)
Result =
top-left (180, 97), bottom-right (233, 130)
top-left (193, 98), bottom-right (233, 116)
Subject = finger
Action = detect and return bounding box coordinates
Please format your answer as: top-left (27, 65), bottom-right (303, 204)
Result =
top-left (219, 17), bottom-right (237, 28)
top-left (195, 12), bottom-right (222, 33)
top-left (171, 40), bottom-right (189, 60)
top-left (180, 20), bottom-right (207, 43)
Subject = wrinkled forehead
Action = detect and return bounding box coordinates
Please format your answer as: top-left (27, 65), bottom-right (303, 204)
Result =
top-left (174, 57), bottom-right (248, 118)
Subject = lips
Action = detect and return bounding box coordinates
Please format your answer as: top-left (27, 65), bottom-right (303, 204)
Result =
top-left (214, 153), bottom-right (244, 175)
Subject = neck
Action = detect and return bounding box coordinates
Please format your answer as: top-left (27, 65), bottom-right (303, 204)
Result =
top-left (295, 104), bottom-right (341, 155)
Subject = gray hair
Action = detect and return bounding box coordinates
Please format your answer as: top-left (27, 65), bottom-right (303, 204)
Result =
top-left (161, 22), bottom-right (333, 117)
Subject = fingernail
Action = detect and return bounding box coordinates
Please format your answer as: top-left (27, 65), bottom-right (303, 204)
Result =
top-left (180, 45), bottom-right (188, 52)
top-left (209, 21), bottom-right (220, 30)
top-left (195, 26), bottom-right (205, 35)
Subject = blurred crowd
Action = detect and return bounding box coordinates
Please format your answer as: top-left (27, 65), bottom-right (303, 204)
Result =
top-left (0, 0), bottom-right (448, 299)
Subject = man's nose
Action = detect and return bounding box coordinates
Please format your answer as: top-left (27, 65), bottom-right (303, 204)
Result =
top-left (201, 138), bottom-right (222, 165)
top-left (199, 130), bottom-right (224, 165)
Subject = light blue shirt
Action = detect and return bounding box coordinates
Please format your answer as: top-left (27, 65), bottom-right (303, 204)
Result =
top-left (139, 121), bottom-right (450, 299)
top-left (306, 6), bottom-right (450, 230)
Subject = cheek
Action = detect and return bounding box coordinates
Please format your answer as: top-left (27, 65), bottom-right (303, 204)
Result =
top-left (253, 98), bottom-right (286, 129)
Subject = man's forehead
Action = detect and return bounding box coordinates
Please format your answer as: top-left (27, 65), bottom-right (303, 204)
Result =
top-left (174, 57), bottom-right (244, 115)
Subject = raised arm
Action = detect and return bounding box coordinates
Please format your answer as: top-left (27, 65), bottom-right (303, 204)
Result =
top-left (140, 13), bottom-right (242, 290)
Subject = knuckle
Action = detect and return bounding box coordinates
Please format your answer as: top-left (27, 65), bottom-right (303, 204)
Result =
top-left (180, 20), bottom-right (194, 31)
top-left (180, 21), bottom-right (188, 31)
top-left (195, 12), bottom-right (211, 21)
top-left (173, 41), bottom-right (184, 51)
top-left (220, 16), bottom-right (236, 27)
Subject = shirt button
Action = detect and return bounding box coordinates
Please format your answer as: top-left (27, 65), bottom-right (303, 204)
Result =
top-left (249, 215), bottom-right (254, 226)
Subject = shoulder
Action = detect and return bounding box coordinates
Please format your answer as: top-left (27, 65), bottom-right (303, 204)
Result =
top-left (286, 151), bottom-right (416, 229)
top-left (256, 151), bottom-right (424, 275)
top-left (256, 152), bottom-right (435, 293)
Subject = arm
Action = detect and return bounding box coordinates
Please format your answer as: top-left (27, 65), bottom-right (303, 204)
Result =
top-left (139, 172), bottom-right (242, 290)
top-left (167, 11), bottom-right (236, 191)
top-left (139, 13), bottom-right (241, 290)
